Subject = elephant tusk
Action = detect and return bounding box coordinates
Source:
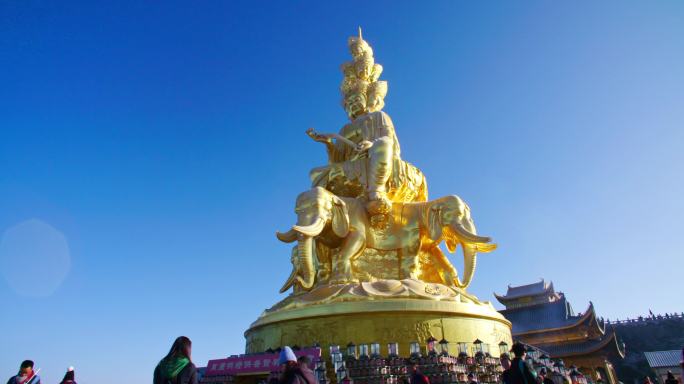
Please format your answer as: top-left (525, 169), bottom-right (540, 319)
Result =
top-left (293, 217), bottom-right (327, 237)
top-left (279, 268), bottom-right (298, 293)
top-left (451, 224), bottom-right (492, 244)
top-left (276, 229), bottom-right (298, 243)
top-left (474, 242), bottom-right (497, 253)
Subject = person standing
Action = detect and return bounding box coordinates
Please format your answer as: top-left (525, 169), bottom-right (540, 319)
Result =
top-left (297, 356), bottom-right (317, 384)
top-left (58, 367), bottom-right (76, 384)
top-left (504, 343), bottom-right (537, 384)
top-left (664, 372), bottom-right (678, 384)
top-left (6, 360), bottom-right (40, 384)
top-left (410, 363), bottom-right (430, 384)
top-left (153, 336), bottom-right (198, 384)
top-left (278, 347), bottom-right (315, 384)
top-left (278, 346), bottom-right (316, 384)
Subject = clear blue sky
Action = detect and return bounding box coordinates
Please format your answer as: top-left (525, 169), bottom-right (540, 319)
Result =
top-left (1, 1), bottom-right (682, 383)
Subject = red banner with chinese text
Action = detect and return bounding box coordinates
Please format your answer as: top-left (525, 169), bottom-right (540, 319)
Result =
top-left (206, 348), bottom-right (322, 376)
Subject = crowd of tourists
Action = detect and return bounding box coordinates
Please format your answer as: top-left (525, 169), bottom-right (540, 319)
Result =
top-left (7, 338), bottom-right (683, 384)
top-left (4, 361), bottom-right (75, 384)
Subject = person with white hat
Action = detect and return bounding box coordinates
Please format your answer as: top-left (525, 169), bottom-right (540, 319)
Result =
top-left (58, 367), bottom-right (76, 384)
top-left (277, 346), bottom-right (316, 384)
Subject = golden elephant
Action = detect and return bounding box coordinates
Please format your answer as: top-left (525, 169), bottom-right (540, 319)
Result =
top-left (276, 187), bottom-right (496, 293)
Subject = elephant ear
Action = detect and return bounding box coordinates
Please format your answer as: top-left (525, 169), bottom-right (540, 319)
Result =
top-left (428, 204), bottom-right (443, 241)
top-left (331, 196), bottom-right (350, 238)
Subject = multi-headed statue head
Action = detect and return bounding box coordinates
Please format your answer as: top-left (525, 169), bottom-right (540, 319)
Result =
top-left (340, 28), bottom-right (388, 120)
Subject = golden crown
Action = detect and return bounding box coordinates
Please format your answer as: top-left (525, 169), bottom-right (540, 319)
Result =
top-left (340, 28), bottom-right (387, 113)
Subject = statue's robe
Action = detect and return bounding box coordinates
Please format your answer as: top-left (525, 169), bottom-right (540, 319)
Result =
top-left (307, 112), bottom-right (459, 287)
top-left (310, 111), bottom-right (428, 203)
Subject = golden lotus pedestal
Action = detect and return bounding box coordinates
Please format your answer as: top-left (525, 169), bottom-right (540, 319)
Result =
top-left (244, 279), bottom-right (512, 359)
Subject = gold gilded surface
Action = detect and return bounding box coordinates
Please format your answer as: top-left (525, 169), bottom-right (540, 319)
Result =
top-left (245, 298), bottom-right (512, 358)
top-left (276, 29), bottom-right (497, 295)
top-left (246, 29), bottom-right (510, 356)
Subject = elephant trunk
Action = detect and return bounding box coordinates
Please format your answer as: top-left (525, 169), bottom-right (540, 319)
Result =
top-left (450, 218), bottom-right (496, 289)
top-left (295, 234), bottom-right (315, 290)
top-left (454, 243), bottom-right (477, 289)
top-left (279, 216), bottom-right (326, 292)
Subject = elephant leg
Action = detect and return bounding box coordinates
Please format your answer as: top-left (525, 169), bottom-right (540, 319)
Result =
top-left (329, 230), bottom-right (365, 284)
top-left (429, 246), bottom-right (459, 287)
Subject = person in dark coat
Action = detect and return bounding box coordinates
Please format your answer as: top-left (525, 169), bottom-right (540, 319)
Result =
top-left (6, 360), bottom-right (41, 384)
top-left (59, 367), bottom-right (77, 384)
top-left (664, 372), bottom-right (678, 384)
top-left (154, 336), bottom-right (198, 384)
top-left (503, 343), bottom-right (537, 384)
top-left (278, 347), bottom-right (315, 384)
top-left (297, 356), bottom-right (317, 384)
top-left (410, 363), bottom-right (430, 384)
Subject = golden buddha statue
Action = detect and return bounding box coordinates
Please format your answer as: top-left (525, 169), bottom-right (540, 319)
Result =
top-left (307, 28), bottom-right (427, 218)
top-left (276, 28), bottom-right (495, 295)
top-left (244, 30), bottom-right (512, 359)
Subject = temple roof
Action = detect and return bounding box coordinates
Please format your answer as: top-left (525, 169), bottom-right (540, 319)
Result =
top-left (498, 280), bottom-right (624, 361)
top-left (500, 294), bottom-right (594, 334)
top-left (494, 279), bottom-right (562, 308)
top-left (535, 328), bottom-right (625, 359)
top-left (498, 279), bottom-right (553, 299)
top-left (644, 350), bottom-right (683, 368)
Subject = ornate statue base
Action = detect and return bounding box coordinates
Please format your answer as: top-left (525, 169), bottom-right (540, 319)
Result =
top-left (244, 279), bottom-right (512, 358)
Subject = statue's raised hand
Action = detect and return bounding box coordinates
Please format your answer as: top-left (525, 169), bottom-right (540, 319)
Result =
top-left (355, 140), bottom-right (373, 152)
top-left (306, 128), bottom-right (333, 144)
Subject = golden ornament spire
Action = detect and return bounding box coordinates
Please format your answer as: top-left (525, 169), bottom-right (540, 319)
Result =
top-left (340, 28), bottom-right (386, 117)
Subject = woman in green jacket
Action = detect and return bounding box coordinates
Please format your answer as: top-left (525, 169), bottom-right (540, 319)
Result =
top-left (154, 336), bottom-right (198, 384)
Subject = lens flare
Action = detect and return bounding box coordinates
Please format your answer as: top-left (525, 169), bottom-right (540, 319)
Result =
top-left (0, 219), bottom-right (71, 297)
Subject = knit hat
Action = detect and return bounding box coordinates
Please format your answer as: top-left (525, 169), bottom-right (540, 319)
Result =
top-left (278, 346), bottom-right (297, 364)
top-left (62, 366), bottom-right (75, 382)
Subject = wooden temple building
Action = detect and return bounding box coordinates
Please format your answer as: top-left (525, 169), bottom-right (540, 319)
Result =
top-left (496, 280), bottom-right (625, 384)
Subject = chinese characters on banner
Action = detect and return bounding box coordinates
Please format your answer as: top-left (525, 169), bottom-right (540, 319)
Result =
top-left (206, 347), bottom-right (322, 376)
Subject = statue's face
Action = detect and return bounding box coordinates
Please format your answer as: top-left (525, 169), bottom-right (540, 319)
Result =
top-left (349, 42), bottom-right (361, 57)
top-left (344, 93), bottom-right (367, 120)
top-left (349, 40), bottom-right (367, 59)
top-left (367, 91), bottom-right (382, 112)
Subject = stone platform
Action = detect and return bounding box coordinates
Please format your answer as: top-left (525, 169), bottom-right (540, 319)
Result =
top-left (244, 279), bottom-right (512, 358)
